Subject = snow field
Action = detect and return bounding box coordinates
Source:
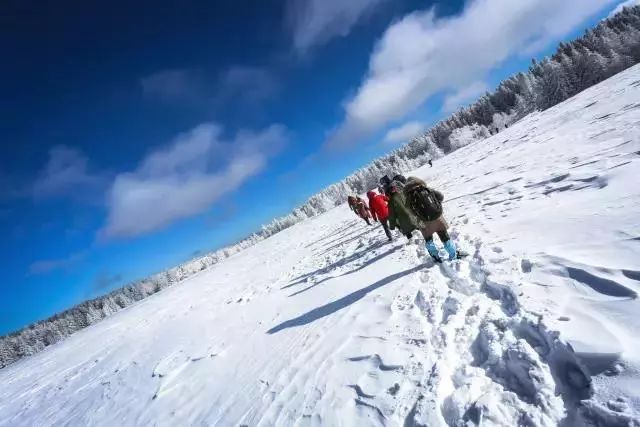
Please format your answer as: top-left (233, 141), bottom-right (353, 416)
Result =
top-left (0, 65), bottom-right (640, 426)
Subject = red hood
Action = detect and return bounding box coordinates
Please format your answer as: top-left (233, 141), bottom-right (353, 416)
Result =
top-left (366, 191), bottom-right (376, 199)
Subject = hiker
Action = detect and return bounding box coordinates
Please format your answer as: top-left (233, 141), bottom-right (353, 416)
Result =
top-left (379, 175), bottom-right (392, 195)
top-left (348, 195), bottom-right (372, 225)
top-left (383, 175), bottom-right (417, 240)
top-left (393, 174), bottom-right (408, 185)
top-left (367, 190), bottom-right (392, 241)
top-left (403, 177), bottom-right (462, 262)
top-left (428, 159), bottom-right (433, 168)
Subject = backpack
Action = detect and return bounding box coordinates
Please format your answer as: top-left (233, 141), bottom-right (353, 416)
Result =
top-left (407, 186), bottom-right (442, 221)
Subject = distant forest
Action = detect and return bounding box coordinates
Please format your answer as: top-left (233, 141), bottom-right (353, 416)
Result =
top-left (259, 5), bottom-right (640, 236)
top-left (3, 6), bottom-right (640, 369)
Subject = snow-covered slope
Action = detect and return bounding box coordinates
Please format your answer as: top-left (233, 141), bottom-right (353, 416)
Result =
top-left (1, 67), bottom-right (640, 426)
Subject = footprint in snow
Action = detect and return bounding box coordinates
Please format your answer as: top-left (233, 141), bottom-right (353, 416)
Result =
top-left (347, 354), bottom-right (402, 372)
top-left (521, 258), bottom-right (533, 273)
top-left (152, 351), bottom-right (188, 378)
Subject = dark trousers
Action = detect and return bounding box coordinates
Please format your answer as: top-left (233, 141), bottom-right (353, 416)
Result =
top-left (380, 218), bottom-right (392, 240)
top-left (421, 229), bottom-right (450, 243)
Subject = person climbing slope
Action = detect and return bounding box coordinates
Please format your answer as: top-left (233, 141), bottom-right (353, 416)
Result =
top-left (347, 195), bottom-right (372, 225)
top-left (379, 175), bottom-right (392, 193)
top-left (367, 190), bottom-right (392, 241)
top-left (347, 195), bottom-right (357, 212)
top-left (383, 175), bottom-right (418, 240)
top-left (403, 177), bottom-right (463, 262)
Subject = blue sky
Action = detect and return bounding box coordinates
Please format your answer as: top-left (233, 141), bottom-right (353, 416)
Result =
top-left (0, 0), bottom-right (623, 335)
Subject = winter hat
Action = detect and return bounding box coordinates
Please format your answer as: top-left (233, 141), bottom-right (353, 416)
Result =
top-left (393, 174), bottom-right (407, 184)
top-left (366, 191), bottom-right (376, 199)
top-left (379, 175), bottom-right (392, 186)
top-left (390, 178), bottom-right (405, 191)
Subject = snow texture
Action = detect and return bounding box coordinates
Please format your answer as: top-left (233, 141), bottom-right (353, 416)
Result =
top-left (0, 63), bottom-right (639, 427)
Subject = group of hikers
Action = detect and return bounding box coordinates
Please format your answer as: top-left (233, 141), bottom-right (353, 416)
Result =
top-left (347, 173), bottom-right (462, 263)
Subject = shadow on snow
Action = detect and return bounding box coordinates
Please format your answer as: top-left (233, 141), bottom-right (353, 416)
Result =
top-left (303, 219), bottom-right (361, 249)
top-left (316, 228), bottom-right (376, 256)
top-left (267, 264), bottom-right (425, 334)
top-left (282, 240), bottom-right (388, 290)
top-left (289, 244), bottom-right (402, 297)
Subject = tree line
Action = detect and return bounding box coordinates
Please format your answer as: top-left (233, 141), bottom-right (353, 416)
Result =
top-left (260, 6), bottom-right (640, 236)
top-left (2, 6), bottom-right (640, 369)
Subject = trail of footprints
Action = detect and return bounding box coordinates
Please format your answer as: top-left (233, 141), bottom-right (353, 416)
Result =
top-left (294, 227), bottom-right (621, 426)
top-left (400, 232), bottom-right (633, 426)
top-left (146, 218), bottom-right (636, 425)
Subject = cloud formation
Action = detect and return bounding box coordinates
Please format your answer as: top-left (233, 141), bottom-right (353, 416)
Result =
top-left (383, 121), bottom-right (426, 144)
top-left (28, 251), bottom-right (86, 276)
top-left (442, 81), bottom-right (488, 112)
top-left (101, 123), bottom-right (287, 239)
top-left (32, 146), bottom-right (106, 201)
top-left (92, 272), bottom-right (123, 292)
top-left (141, 65), bottom-right (278, 112)
top-left (216, 66), bottom-right (278, 105)
top-left (140, 69), bottom-right (206, 104)
top-left (328, 0), bottom-right (615, 149)
top-left (287, 0), bottom-right (389, 53)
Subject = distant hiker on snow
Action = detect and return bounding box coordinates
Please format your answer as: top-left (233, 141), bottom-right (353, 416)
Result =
top-left (348, 195), bottom-right (372, 225)
top-left (428, 159), bottom-right (433, 167)
top-left (403, 177), bottom-right (463, 263)
top-left (367, 190), bottom-right (392, 241)
top-left (380, 175), bottom-right (417, 240)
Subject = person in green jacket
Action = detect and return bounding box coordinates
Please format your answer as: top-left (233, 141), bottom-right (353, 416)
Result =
top-left (382, 175), bottom-right (417, 239)
top-left (403, 176), bottom-right (465, 262)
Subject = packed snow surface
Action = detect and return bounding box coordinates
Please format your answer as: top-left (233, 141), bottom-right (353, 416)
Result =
top-left (2, 67), bottom-right (640, 427)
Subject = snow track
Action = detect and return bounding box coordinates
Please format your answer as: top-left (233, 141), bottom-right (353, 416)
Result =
top-left (1, 65), bottom-right (640, 426)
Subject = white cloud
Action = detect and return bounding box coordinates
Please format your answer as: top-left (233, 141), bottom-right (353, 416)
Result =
top-left (609, 0), bottom-right (640, 17)
top-left (101, 123), bottom-right (287, 239)
top-left (28, 251), bottom-right (86, 276)
top-left (327, 0), bottom-right (615, 149)
top-left (32, 146), bottom-right (105, 200)
top-left (287, 0), bottom-right (390, 53)
top-left (214, 66), bottom-right (278, 105)
top-left (142, 66), bottom-right (278, 110)
top-left (140, 69), bottom-right (205, 103)
top-left (442, 81), bottom-right (488, 112)
top-left (93, 272), bottom-right (123, 291)
top-left (383, 121), bottom-right (426, 144)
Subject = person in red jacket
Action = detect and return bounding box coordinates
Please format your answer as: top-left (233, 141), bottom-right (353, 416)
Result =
top-left (367, 190), bottom-right (392, 241)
